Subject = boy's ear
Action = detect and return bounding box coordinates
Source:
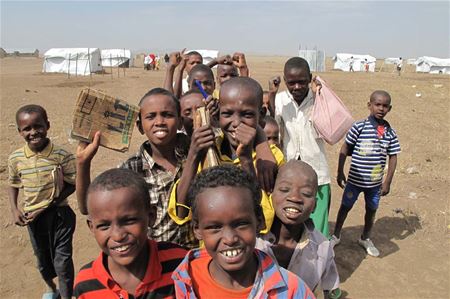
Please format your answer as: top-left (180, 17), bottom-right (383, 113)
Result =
top-left (87, 218), bottom-right (94, 233)
top-left (388, 105), bottom-right (392, 112)
top-left (193, 221), bottom-right (203, 241)
top-left (177, 116), bottom-right (183, 131)
top-left (147, 206), bottom-right (156, 228)
top-left (46, 120), bottom-right (50, 130)
top-left (367, 101), bottom-right (371, 109)
top-left (136, 119), bottom-right (144, 135)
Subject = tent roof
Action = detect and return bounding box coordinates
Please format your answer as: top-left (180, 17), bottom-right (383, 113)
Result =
top-left (44, 48), bottom-right (100, 58)
top-left (333, 53), bottom-right (376, 62)
top-left (416, 56), bottom-right (450, 67)
top-left (101, 49), bottom-right (131, 59)
top-left (3, 48), bottom-right (38, 54)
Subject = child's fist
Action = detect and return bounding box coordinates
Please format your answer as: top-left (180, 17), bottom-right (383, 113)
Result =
top-left (268, 76), bottom-right (281, 93)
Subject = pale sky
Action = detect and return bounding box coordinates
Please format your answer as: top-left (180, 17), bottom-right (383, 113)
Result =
top-left (1, 0), bottom-right (449, 58)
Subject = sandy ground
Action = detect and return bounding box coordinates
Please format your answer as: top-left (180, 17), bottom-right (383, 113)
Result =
top-left (0, 57), bottom-right (449, 298)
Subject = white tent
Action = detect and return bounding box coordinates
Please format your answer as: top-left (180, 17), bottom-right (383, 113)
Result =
top-left (43, 48), bottom-right (102, 75)
top-left (188, 49), bottom-right (219, 65)
top-left (407, 58), bottom-right (417, 65)
top-left (298, 49), bottom-right (326, 72)
top-left (101, 49), bottom-right (132, 67)
top-left (384, 57), bottom-right (402, 65)
top-left (415, 56), bottom-right (450, 74)
top-left (333, 53), bottom-right (376, 72)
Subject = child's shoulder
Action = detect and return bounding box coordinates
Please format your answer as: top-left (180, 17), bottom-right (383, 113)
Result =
top-left (8, 146), bottom-right (26, 161)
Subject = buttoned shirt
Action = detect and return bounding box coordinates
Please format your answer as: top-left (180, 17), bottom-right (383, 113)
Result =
top-left (120, 136), bottom-right (197, 248)
top-left (275, 89), bottom-right (330, 185)
top-left (256, 220), bottom-right (340, 292)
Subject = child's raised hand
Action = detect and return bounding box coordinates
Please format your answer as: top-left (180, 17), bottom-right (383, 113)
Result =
top-left (268, 76), bottom-right (281, 94)
top-left (76, 131), bottom-right (101, 164)
top-left (235, 123), bottom-right (256, 157)
top-left (216, 54), bottom-right (233, 65)
top-left (232, 52), bottom-right (247, 68)
top-left (169, 50), bottom-right (184, 68)
top-left (336, 171), bottom-right (347, 189)
top-left (188, 125), bottom-right (215, 160)
top-left (204, 96), bottom-right (219, 122)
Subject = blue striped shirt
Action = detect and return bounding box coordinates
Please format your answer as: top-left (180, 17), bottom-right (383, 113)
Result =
top-left (346, 116), bottom-right (401, 188)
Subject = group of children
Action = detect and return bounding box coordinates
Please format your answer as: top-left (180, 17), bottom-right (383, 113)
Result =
top-left (8, 51), bottom-right (400, 299)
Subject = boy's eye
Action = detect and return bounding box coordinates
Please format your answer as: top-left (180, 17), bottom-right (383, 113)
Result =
top-left (279, 187), bottom-right (290, 193)
top-left (96, 223), bottom-right (110, 231)
top-left (145, 113), bottom-right (156, 120)
top-left (161, 111), bottom-right (175, 118)
top-left (204, 224), bottom-right (222, 231)
top-left (220, 111), bottom-right (232, 117)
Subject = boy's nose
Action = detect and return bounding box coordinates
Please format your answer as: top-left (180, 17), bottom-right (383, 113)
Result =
top-left (111, 225), bottom-right (127, 242)
top-left (222, 227), bottom-right (238, 245)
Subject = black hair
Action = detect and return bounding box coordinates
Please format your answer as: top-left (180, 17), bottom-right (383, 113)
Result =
top-left (284, 57), bottom-right (311, 74)
top-left (370, 90), bottom-right (392, 103)
top-left (16, 104), bottom-right (48, 125)
top-left (188, 64), bottom-right (214, 81)
top-left (138, 87), bottom-right (180, 120)
top-left (263, 115), bottom-right (278, 127)
top-left (188, 165), bottom-right (263, 223)
top-left (180, 89), bottom-right (203, 101)
top-left (220, 76), bottom-right (263, 107)
top-left (87, 168), bottom-right (151, 212)
top-left (186, 51), bottom-right (203, 60)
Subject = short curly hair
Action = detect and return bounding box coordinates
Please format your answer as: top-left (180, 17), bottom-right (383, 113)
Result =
top-left (187, 165), bottom-right (263, 223)
top-left (87, 168), bottom-right (150, 212)
top-left (16, 104), bottom-right (48, 126)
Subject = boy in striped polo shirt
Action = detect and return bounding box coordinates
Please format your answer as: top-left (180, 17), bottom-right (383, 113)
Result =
top-left (8, 104), bottom-right (77, 299)
top-left (332, 90), bottom-right (401, 257)
top-left (74, 168), bottom-right (187, 298)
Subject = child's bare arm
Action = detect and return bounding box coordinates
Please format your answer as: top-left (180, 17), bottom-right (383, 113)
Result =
top-left (8, 186), bottom-right (27, 226)
top-left (176, 125), bottom-right (215, 218)
top-left (268, 76), bottom-right (281, 117)
top-left (381, 154), bottom-right (397, 196)
top-left (76, 132), bottom-right (101, 215)
top-left (206, 54), bottom-right (232, 68)
top-left (337, 142), bottom-right (349, 188)
top-left (232, 52), bottom-right (249, 77)
top-left (235, 123), bottom-right (257, 178)
top-left (255, 126), bottom-right (277, 193)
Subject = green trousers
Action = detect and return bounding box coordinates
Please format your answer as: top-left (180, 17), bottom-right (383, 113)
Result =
top-left (310, 183), bottom-right (331, 238)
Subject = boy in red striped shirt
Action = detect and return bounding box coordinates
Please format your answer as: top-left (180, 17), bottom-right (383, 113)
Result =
top-left (74, 168), bottom-right (187, 299)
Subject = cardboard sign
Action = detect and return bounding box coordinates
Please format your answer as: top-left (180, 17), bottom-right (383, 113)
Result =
top-left (71, 88), bottom-right (139, 152)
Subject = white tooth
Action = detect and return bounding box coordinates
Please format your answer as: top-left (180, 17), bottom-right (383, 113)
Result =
top-left (232, 250), bottom-right (237, 257)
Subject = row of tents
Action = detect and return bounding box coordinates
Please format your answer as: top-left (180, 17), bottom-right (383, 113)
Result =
top-left (16, 47), bottom-right (447, 76)
top-left (41, 48), bottom-right (221, 76)
top-left (42, 48), bottom-right (132, 76)
top-left (331, 53), bottom-right (450, 74)
top-left (300, 51), bottom-right (450, 74)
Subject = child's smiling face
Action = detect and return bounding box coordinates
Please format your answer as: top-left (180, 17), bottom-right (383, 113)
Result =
top-left (271, 161), bottom-right (317, 226)
top-left (87, 187), bottom-right (155, 269)
top-left (219, 87), bottom-right (259, 149)
top-left (138, 94), bottom-right (181, 147)
top-left (180, 92), bottom-right (204, 136)
top-left (17, 111), bottom-right (50, 152)
top-left (194, 186), bottom-right (261, 277)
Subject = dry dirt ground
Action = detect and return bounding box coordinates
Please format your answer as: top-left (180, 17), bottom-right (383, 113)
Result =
top-left (0, 57), bottom-right (448, 298)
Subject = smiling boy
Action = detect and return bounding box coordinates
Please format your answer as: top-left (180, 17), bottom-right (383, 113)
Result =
top-left (172, 165), bottom-right (315, 298)
top-left (256, 160), bottom-right (340, 298)
top-left (8, 104), bottom-right (76, 299)
top-left (74, 168), bottom-right (187, 298)
top-left (76, 88), bottom-right (197, 248)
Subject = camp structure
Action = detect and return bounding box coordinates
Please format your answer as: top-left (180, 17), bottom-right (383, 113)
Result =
top-left (298, 48), bottom-right (326, 72)
top-left (42, 48), bottom-right (103, 76)
top-left (187, 49), bottom-right (219, 65)
top-left (101, 49), bottom-right (133, 67)
top-left (415, 56), bottom-right (450, 74)
top-left (0, 48), bottom-right (39, 58)
top-left (333, 53), bottom-right (376, 72)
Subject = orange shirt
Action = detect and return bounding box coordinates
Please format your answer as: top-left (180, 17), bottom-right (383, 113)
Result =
top-left (190, 255), bottom-right (252, 299)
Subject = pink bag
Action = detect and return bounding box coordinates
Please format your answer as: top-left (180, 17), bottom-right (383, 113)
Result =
top-left (311, 76), bottom-right (354, 145)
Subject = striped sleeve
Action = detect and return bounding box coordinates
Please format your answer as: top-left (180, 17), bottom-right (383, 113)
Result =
top-left (387, 128), bottom-right (401, 155)
top-left (345, 122), bottom-right (362, 145)
top-left (60, 150), bottom-right (76, 184)
top-left (281, 268), bottom-right (316, 299)
top-left (8, 150), bottom-right (23, 187)
top-left (73, 262), bottom-right (107, 299)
